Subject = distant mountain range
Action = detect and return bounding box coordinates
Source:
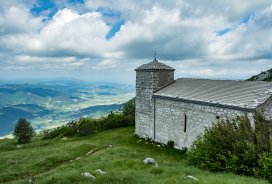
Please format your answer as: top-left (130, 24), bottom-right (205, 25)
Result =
top-left (248, 68), bottom-right (272, 81)
top-left (0, 79), bottom-right (134, 137)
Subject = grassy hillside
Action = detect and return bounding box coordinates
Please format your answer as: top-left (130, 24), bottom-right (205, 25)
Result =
top-left (248, 68), bottom-right (272, 81)
top-left (0, 127), bottom-right (268, 184)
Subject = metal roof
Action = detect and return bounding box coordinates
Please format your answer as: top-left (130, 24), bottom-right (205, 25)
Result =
top-left (154, 78), bottom-right (272, 110)
top-left (135, 59), bottom-right (175, 71)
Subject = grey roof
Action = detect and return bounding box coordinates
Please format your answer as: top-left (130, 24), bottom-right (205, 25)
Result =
top-left (135, 59), bottom-right (175, 71)
top-left (154, 78), bottom-right (272, 110)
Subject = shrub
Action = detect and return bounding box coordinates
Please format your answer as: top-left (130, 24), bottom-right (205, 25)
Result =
top-left (258, 152), bottom-right (272, 182)
top-left (167, 140), bottom-right (174, 148)
top-left (42, 128), bottom-right (62, 139)
top-left (62, 121), bottom-right (78, 136)
top-left (122, 98), bottom-right (135, 116)
top-left (14, 118), bottom-right (34, 144)
top-left (42, 121), bottom-right (78, 139)
top-left (187, 111), bottom-right (272, 177)
top-left (78, 118), bottom-right (99, 136)
top-left (102, 112), bottom-right (126, 129)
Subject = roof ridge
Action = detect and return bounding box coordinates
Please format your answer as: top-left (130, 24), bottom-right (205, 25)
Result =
top-left (135, 60), bottom-right (175, 71)
top-left (176, 78), bottom-right (272, 83)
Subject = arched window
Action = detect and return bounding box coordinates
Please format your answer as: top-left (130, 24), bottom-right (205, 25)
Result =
top-left (184, 114), bottom-right (187, 133)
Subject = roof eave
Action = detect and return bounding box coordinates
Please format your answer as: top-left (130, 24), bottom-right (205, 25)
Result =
top-left (153, 94), bottom-right (256, 113)
top-left (135, 68), bottom-right (175, 72)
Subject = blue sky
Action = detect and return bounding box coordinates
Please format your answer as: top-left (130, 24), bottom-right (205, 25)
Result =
top-left (0, 0), bottom-right (272, 83)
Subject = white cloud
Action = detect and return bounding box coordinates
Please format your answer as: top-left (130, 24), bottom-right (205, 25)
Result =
top-left (0, 0), bottom-right (272, 83)
top-left (0, 5), bottom-right (43, 35)
top-left (1, 8), bottom-right (110, 58)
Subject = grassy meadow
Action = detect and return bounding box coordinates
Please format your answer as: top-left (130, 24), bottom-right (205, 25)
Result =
top-left (0, 127), bottom-right (269, 184)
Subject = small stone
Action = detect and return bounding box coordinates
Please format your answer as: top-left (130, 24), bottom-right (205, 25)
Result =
top-left (61, 137), bottom-right (68, 140)
top-left (95, 169), bottom-right (106, 175)
top-left (143, 158), bottom-right (158, 167)
top-left (16, 145), bottom-right (22, 149)
top-left (186, 175), bottom-right (198, 181)
top-left (75, 157), bottom-right (81, 160)
top-left (108, 144), bottom-right (112, 148)
top-left (85, 150), bottom-right (94, 156)
top-left (157, 145), bottom-right (161, 147)
top-left (81, 172), bottom-right (95, 179)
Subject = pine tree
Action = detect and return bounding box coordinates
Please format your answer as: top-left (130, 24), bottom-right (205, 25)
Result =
top-left (14, 118), bottom-right (34, 144)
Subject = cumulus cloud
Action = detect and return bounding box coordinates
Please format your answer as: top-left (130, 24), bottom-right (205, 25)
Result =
top-left (1, 8), bottom-right (110, 57)
top-left (0, 0), bottom-right (271, 82)
top-left (109, 6), bottom-right (228, 60)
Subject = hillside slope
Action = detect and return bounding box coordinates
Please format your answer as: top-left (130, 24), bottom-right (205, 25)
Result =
top-left (0, 127), bottom-right (268, 184)
top-left (248, 68), bottom-right (272, 81)
top-left (0, 80), bottom-right (134, 136)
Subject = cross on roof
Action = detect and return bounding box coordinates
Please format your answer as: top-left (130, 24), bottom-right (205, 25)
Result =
top-left (154, 51), bottom-right (158, 62)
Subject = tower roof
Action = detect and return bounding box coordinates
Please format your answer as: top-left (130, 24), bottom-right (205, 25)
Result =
top-left (135, 59), bottom-right (175, 71)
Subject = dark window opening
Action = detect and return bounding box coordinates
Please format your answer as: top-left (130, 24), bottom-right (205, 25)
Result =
top-left (216, 116), bottom-right (220, 119)
top-left (184, 114), bottom-right (187, 133)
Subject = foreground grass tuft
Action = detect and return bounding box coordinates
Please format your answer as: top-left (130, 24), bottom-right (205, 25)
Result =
top-left (0, 127), bottom-right (269, 184)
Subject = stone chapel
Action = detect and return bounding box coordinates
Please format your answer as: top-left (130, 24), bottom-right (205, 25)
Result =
top-left (135, 58), bottom-right (272, 149)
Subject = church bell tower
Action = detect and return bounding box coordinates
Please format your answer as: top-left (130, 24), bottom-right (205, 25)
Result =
top-left (135, 57), bottom-right (175, 138)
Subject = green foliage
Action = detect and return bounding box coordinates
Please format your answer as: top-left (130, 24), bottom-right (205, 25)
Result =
top-left (102, 112), bottom-right (134, 130)
top-left (122, 98), bottom-right (135, 116)
top-left (78, 118), bottom-right (99, 136)
top-left (13, 118), bottom-right (34, 144)
top-left (247, 69), bottom-right (272, 81)
top-left (187, 111), bottom-right (272, 181)
top-left (167, 140), bottom-right (174, 148)
top-left (258, 152), bottom-right (272, 181)
top-left (42, 98), bottom-right (135, 139)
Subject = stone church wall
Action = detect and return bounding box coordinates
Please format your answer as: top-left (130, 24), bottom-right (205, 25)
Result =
top-left (153, 97), bottom-right (253, 149)
top-left (135, 70), bottom-right (174, 139)
top-left (258, 95), bottom-right (272, 119)
top-left (135, 71), bottom-right (155, 138)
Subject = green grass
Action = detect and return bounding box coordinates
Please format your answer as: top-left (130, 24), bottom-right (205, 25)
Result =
top-left (0, 127), bottom-right (269, 184)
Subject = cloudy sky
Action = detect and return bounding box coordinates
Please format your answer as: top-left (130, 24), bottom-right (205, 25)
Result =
top-left (0, 0), bottom-right (272, 84)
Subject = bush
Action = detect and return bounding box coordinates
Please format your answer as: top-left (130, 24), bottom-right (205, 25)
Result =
top-left (102, 112), bottom-right (133, 130)
top-left (167, 140), bottom-right (174, 148)
top-left (14, 118), bottom-right (34, 144)
top-left (258, 152), bottom-right (272, 182)
top-left (42, 128), bottom-right (62, 139)
top-left (78, 118), bottom-right (99, 136)
top-left (42, 121), bottom-right (78, 139)
top-left (122, 98), bottom-right (135, 116)
top-left (187, 111), bottom-right (272, 178)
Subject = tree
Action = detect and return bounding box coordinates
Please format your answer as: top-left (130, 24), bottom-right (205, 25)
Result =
top-left (122, 98), bottom-right (135, 116)
top-left (14, 118), bottom-right (34, 144)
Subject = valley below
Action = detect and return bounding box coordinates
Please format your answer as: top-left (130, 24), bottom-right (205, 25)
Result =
top-left (0, 79), bottom-right (135, 137)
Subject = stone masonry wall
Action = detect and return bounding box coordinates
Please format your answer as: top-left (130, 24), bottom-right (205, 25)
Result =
top-left (258, 95), bottom-right (272, 119)
top-left (135, 71), bottom-right (155, 138)
top-left (135, 70), bottom-right (174, 139)
top-left (154, 97), bottom-right (253, 149)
